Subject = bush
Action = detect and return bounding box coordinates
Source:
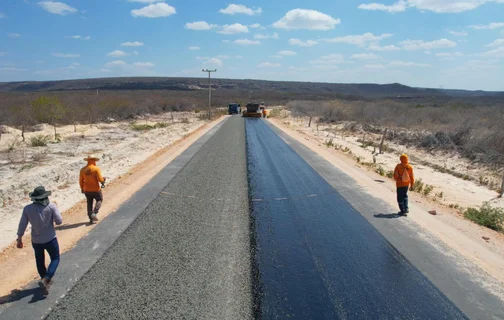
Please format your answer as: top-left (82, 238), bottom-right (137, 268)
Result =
top-left (131, 122), bottom-right (169, 131)
top-left (376, 166), bottom-right (385, 176)
top-left (386, 170), bottom-right (394, 179)
top-left (411, 178), bottom-right (424, 193)
top-left (181, 118), bottom-right (190, 124)
top-left (324, 139), bottom-right (334, 148)
top-left (464, 203), bottom-right (504, 231)
top-left (423, 185), bottom-right (434, 196)
top-left (31, 135), bottom-right (50, 147)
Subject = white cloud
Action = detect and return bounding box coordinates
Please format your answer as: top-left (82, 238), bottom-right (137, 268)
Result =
top-left (128, 0), bottom-right (164, 2)
top-left (254, 32), bottom-right (279, 39)
top-left (100, 68), bottom-right (111, 73)
top-left (258, 62), bottom-right (282, 68)
top-left (133, 62), bottom-right (155, 67)
top-left (486, 38), bottom-right (504, 47)
top-left (196, 56), bottom-right (210, 60)
top-left (1, 67), bottom-right (27, 72)
top-left (249, 23), bottom-right (262, 28)
top-left (278, 50), bottom-right (296, 56)
top-left (358, 0), bottom-right (504, 14)
top-left (106, 60), bottom-right (127, 67)
top-left (358, 1), bottom-right (407, 13)
top-left (469, 22), bottom-right (504, 30)
top-left (362, 64), bottom-right (387, 69)
top-left (188, 46), bottom-right (201, 50)
top-left (448, 31), bottom-right (468, 36)
top-left (273, 9), bottom-right (340, 31)
top-left (131, 3), bottom-right (176, 18)
top-left (0, 12), bottom-right (6, 19)
top-left (8, 33), bottom-right (21, 38)
top-left (185, 21), bottom-right (217, 30)
top-left (351, 53), bottom-right (381, 60)
top-left (435, 52), bottom-right (464, 59)
top-left (219, 4), bottom-right (262, 15)
top-left (52, 52), bottom-right (80, 58)
top-left (203, 58), bottom-right (223, 67)
top-left (388, 60), bottom-right (431, 67)
top-left (66, 35), bottom-right (91, 40)
top-left (310, 54), bottom-right (347, 65)
top-left (323, 33), bottom-right (393, 47)
top-left (107, 50), bottom-right (128, 57)
top-left (234, 39), bottom-right (261, 45)
top-left (480, 46), bottom-right (504, 57)
top-left (38, 1), bottom-right (77, 15)
top-left (271, 55), bottom-right (283, 59)
top-left (399, 39), bottom-right (457, 50)
top-left (218, 23), bottom-right (249, 35)
top-left (288, 38), bottom-right (319, 47)
top-left (121, 41), bottom-right (144, 47)
top-left (367, 44), bottom-right (400, 51)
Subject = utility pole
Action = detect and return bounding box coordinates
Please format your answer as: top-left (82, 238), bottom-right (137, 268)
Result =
top-left (202, 69), bottom-right (217, 120)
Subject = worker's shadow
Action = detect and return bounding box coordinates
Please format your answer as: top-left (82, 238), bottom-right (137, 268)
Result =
top-left (0, 287), bottom-right (46, 305)
top-left (374, 213), bottom-right (402, 219)
top-left (55, 222), bottom-right (90, 231)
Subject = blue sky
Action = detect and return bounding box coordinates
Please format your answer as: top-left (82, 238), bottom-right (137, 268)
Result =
top-left (1, 0), bottom-right (503, 90)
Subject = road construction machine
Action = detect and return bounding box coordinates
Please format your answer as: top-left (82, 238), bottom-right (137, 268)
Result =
top-left (242, 102), bottom-right (262, 118)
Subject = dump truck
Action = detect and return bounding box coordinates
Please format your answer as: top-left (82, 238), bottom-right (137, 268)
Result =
top-left (228, 103), bottom-right (241, 115)
top-left (242, 102), bottom-right (262, 118)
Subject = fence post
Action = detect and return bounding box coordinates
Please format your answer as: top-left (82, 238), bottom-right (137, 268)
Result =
top-left (499, 174), bottom-right (504, 198)
top-left (308, 117), bottom-right (312, 128)
top-left (379, 128), bottom-right (388, 154)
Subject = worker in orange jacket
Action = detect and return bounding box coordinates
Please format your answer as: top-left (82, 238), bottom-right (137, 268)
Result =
top-left (393, 154), bottom-right (415, 216)
top-left (80, 155), bottom-right (106, 224)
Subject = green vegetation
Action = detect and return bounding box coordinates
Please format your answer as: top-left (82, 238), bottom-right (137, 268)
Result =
top-left (423, 184), bottom-right (434, 196)
top-left (131, 122), bottom-right (169, 131)
top-left (411, 178), bottom-right (424, 193)
top-left (31, 135), bottom-right (50, 147)
top-left (464, 203), bottom-right (504, 231)
top-left (375, 166), bottom-right (385, 176)
top-left (386, 170), bottom-right (394, 179)
top-left (324, 139), bottom-right (334, 148)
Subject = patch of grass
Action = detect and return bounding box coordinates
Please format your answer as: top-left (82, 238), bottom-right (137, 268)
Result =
top-left (324, 138), bottom-right (334, 148)
top-left (464, 202), bottom-right (504, 231)
top-left (436, 191), bottom-right (444, 198)
top-left (411, 178), bottom-right (424, 193)
top-left (31, 135), bottom-right (50, 147)
top-left (356, 156), bottom-right (362, 163)
top-left (386, 170), bottom-right (394, 179)
top-left (449, 203), bottom-right (460, 209)
top-left (423, 184), bottom-right (434, 196)
top-left (376, 166), bottom-right (385, 176)
top-left (18, 163), bottom-right (35, 172)
top-left (181, 118), bottom-right (190, 124)
top-left (32, 149), bottom-right (49, 162)
top-left (131, 122), bottom-right (169, 131)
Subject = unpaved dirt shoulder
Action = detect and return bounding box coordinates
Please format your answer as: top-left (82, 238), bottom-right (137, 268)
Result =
top-left (0, 116), bottom-right (227, 299)
top-left (269, 118), bottom-right (504, 287)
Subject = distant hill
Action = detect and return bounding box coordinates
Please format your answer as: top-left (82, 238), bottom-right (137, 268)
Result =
top-left (0, 77), bottom-right (502, 99)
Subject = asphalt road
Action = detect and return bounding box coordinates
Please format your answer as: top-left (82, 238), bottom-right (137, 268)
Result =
top-left (246, 119), bottom-right (468, 319)
top-left (3, 116), bottom-right (500, 319)
top-left (46, 116), bottom-right (252, 320)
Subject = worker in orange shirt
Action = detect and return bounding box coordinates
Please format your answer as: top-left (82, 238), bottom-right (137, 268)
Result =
top-left (393, 154), bottom-right (415, 216)
top-left (80, 155), bottom-right (106, 224)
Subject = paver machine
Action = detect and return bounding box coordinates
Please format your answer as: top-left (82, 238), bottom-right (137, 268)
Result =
top-left (242, 102), bottom-right (262, 118)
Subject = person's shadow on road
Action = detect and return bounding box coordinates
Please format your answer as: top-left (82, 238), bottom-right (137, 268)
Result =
top-left (0, 287), bottom-right (46, 306)
top-left (374, 213), bottom-right (402, 219)
top-left (55, 222), bottom-right (90, 231)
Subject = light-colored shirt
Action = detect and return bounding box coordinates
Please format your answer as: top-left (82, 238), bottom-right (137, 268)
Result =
top-left (17, 202), bottom-right (63, 244)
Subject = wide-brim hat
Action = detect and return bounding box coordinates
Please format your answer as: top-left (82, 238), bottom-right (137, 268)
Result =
top-left (29, 186), bottom-right (52, 200)
top-left (84, 154), bottom-right (100, 161)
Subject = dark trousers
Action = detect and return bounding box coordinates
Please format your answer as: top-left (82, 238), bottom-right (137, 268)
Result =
top-left (32, 237), bottom-right (60, 280)
top-left (85, 191), bottom-right (103, 216)
top-left (397, 187), bottom-right (409, 213)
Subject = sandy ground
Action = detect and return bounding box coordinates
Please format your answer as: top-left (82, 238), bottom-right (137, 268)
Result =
top-left (0, 113), bottom-right (226, 299)
top-left (269, 116), bottom-right (504, 288)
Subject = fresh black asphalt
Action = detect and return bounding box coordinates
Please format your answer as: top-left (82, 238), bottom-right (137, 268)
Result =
top-left (246, 119), bottom-right (467, 319)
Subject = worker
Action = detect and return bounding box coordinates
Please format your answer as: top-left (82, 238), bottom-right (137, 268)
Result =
top-left (393, 154), bottom-right (415, 216)
top-left (17, 186), bottom-right (62, 296)
top-left (80, 155), bottom-right (106, 224)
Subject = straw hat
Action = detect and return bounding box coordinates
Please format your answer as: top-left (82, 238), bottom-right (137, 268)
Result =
top-left (83, 154), bottom-right (100, 161)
